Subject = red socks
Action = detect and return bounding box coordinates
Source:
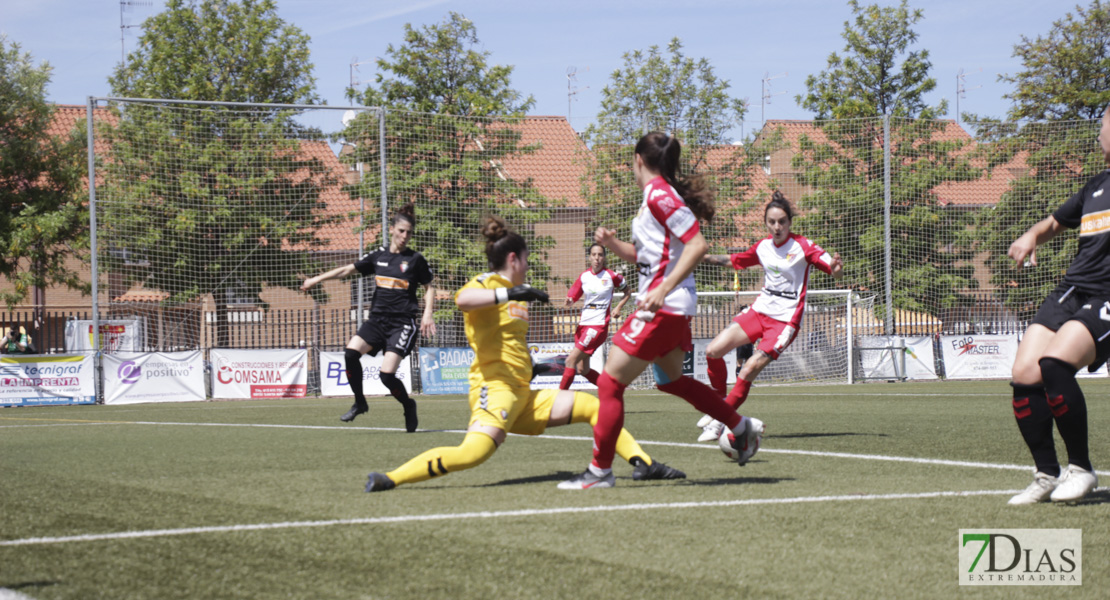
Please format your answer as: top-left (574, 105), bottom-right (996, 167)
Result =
top-left (591, 372), bottom-right (626, 470)
top-left (726, 379), bottom-right (752, 409)
top-left (706, 357), bottom-right (728, 398)
top-left (657, 376), bottom-right (741, 430)
top-left (560, 367), bottom-right (601, 390)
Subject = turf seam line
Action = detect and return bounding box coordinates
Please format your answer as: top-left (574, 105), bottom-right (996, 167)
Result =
top-left (0, 488), bottom-right (1048, 547)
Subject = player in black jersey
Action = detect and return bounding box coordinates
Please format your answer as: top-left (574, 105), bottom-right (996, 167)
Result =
top-left (302, 203), bottom-right (436, 431)
top-left (1005, 105), bottom-right (1110, 505)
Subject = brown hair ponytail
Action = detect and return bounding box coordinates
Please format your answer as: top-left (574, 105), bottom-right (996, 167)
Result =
top-left (634, 131), bottom-right (715, 222)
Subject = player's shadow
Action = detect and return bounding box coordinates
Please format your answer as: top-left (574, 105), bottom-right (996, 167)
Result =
top-left (772, 432), bottom-right (889, 439)
top-left (1059, 488), bottom-right (1110, 506)
top-left (684, 475), bottom-right (792, 487)
top-left (4, 581), bottom-right (61, 592)
top-left (478, 472), bottom-right (575, 487)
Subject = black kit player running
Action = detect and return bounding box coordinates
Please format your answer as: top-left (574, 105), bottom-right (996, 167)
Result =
top-left (302, 203), bottom-right (436, 431)
top-left (1006, 105), bottom-right (1110, 505)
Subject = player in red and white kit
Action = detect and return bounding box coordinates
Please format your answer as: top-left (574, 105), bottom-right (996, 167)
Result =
top-left (696, 191), bottom-right (843, 441)
top-left (558, 132), bottom-right (764, 490)
top-left (559, 244), bottom-right (632, 390)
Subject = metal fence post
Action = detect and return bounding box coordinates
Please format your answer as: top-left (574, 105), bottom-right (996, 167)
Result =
top-left (883, 113), bottom-right (893, 337)
top-left (86, 97), bottom-right (102, 402)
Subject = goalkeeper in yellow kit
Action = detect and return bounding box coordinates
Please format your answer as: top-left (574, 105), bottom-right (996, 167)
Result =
top-left (365, 216), bottom-right (685, 492)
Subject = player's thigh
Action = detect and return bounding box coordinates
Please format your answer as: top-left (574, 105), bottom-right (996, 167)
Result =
top-left (706, 322), bottom-right (752, 359)
top-left (508, 389), bottom-right (567, 436)
top-left (652, 346), bottom-right (687, 383)
top-left (603, 345), bottom-right (652, 386)
top-left (1013, 324), bottom-right (1056, 384)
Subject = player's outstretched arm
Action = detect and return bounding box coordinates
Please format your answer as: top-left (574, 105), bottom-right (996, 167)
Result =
top-left (1008, 216), bottom-right (1065, 268)
top-left (702, 254), bottom-right (733, 267)
top-left (456, 285), bottom-right (550, 312)
top-left (301, 264), bottom-right (357, 291)
top-left (595, 227), bottom-right (636, 264)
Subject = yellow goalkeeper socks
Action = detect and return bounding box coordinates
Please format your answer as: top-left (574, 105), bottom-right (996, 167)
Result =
top-left (386, 431), bottom-right (498, 486)
top-left (569, 391), bottom-right (652, 466)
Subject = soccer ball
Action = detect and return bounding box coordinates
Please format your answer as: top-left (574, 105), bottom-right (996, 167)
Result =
top-left (718, 417), bottom-right (764, 465)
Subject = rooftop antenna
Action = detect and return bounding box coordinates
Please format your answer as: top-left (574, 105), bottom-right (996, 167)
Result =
top-left (350, 56), bottom-right (376, 90)
top-left (119, 0), bottom-right (153, 64)
top-left (761, 71), bottom-right (787, 126)
top-left (956, 68), bottom-right (982, 127)
top-left (566, 66), bottom-right (588, 121)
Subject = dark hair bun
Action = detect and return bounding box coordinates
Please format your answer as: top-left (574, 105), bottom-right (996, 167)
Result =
top-left (481, 215), bottom-right (509, 242)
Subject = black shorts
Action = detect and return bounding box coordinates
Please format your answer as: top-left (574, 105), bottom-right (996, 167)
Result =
top-left (1032, 284), bottom-right (1110, 370)
top-left (356, 314), bottom-right (418, 358)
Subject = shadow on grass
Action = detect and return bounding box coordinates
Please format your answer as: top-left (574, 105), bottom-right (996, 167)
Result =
top-left (476, 469), bottom-right (791, 488)
top-left (1065, 488), bottom-right (1110, 506)
top-left (4, 581), bottom-right (61, 591)
top-left (771, 432), bottom-right (889, 439)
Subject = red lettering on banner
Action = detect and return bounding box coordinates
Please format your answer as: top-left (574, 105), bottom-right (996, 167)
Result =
top-left (250, 384), bottom-right (307, 398)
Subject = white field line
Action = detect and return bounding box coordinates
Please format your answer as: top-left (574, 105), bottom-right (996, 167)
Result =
top-left (0, 420), bottom-right (1033, 472)
top-left (0, 488), bottom-right (1025, 547)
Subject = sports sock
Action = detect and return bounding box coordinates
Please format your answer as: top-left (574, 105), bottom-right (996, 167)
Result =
top-left (569, 391), bottom-right (650, 466)
top-left (1010, 382), bottom-right (1059, 477)
top-left (591, 372), bottom-right (626, 470)
top-left (380, 371), bottom-right (417, 432)
top-left (584, 369), bottom-right (600, 385)
top-left (385, 431), bottom-right (498, 486)
top-left (657, 375), bottom-right (741, 430)
top-left (707, 357), bottom-right (728, 398)
top-left (559, 366), bottom-right (576, 390)
top-left (1039, 357), bottom-right (1092, 472)
top-left (344, 348), bottom-right (367, 410)
top-left (726, 378), bottom-right (753, 409)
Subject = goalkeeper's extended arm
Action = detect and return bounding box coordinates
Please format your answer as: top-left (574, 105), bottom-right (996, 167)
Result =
top-left (456, 285), bottom-right (550, 312)
top-left (494, 285), bottom-right (549, 304)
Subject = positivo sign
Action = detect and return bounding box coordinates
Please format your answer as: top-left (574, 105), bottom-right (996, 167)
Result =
top-left (959, 529), bottom-right (1081, 586)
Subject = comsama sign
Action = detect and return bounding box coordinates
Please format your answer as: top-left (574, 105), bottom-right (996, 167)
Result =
top-left (210, 349), bottom-right (307, 399)
top-left (0, 354), bottom-right (95, 407)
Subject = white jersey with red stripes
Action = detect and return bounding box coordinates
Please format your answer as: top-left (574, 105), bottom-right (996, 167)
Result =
top-left (730, 233), bottom-right (835, 326)
top-left (631, 176), bottom-right (700, 316)
top-left (567, 268), bottom-right (626, 326)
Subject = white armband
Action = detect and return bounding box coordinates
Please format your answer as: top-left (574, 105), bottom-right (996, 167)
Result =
top-left (495, 288), bottom-right (509, 304)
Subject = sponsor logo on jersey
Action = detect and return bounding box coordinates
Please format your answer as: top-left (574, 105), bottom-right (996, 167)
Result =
top-left (1094, 188), bottom-right (1104, 198)
top-left (1079, 208), bottom-right (1110, 236)
top-left (375, 275), bottom-right (410, 290)
top-left (507, 303), bottom-right (529, 321)
top-left (376, 261), bottom-right (390, 267)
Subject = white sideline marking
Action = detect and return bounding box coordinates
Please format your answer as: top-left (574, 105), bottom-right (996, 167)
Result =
top-left (0, 589), bottom-right (36, 600)
top-left (0, 488), bottom-right (1023, 547)
top-left (1, 420), bottom-right (1033, 472)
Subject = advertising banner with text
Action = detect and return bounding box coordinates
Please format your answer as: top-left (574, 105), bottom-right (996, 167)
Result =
top-left (103, 351), bottom-right (205, 405)
top-left (318, 351), bottom-right (412, 397)
top-left (210, 349), bottom-right (307, 399)
top-left (0, 354), bottom-right (95, 407)
top-left (418, 347), bottom-right (475, 395)
top-left (940, 334), bottom-right (1019, 380)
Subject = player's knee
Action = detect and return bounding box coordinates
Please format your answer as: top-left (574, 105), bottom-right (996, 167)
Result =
top-left (1039, 356), bottom-right (1078, 387)
top-left (379, 371), bottom-right (399, 387)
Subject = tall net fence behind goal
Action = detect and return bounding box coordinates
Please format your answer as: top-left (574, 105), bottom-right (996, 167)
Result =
top-left (90, 98), bottom-right (1106, 390)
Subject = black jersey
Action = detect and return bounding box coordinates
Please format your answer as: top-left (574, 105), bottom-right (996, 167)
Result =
top-left (353, 248), bottom-right (434, 316)
top-left (1054, 169), bottom-right (1110, 294)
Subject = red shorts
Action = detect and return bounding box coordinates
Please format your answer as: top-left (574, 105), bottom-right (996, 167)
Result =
top-left (733, 308), bottom-right (797, 360)
top-left (573, 324), bottom-right (608, 355)
top-left (613, 312), bottom-right (693, 361)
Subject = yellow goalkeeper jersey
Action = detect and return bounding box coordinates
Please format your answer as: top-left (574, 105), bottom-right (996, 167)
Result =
top-left (457, 272), bottom-right (532, 388)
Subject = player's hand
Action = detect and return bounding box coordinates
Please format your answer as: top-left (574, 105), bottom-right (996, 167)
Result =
top-left (637, 285), bottom-right (666, 314)
top-left (594, 227), bottom-right (616, 248)
top-left (507, 284), bottom-right (549, 303)
top-left (420, 315), bottom-right (437, 338)
top-left (830, 252), bottom-right (844, 278)
top-left (531, 362), bottom-right (560, 381)
top-left (1008, 234), bottom-right (1037, 268)
top-left (300, 277), bottom-right (317, 292)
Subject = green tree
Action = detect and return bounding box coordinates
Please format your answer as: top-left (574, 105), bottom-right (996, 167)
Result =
top-left (345, 12), bottom-right (553, 335)
top-left (791, 0), bottom-right (978, 321)
top-left (973, 0), bottom-right (1110, 316)
top-left (583, 38), bottom-right (751, 291)
top-left (102, 0), bottom-right (337, 347)
top-left (0, 36), bottom-right (88, 310)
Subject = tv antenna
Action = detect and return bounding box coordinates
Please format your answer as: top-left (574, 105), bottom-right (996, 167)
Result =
top-left (566, 66), bottom-right (589, 121)
top-left (761, 71), bottom-right (787, 125)
top-left (956, 68), bottom-right (982, 127)
top-left (119, 0), bottom-right (153, 64)
top-left (350, 56), bottom-right (376, 89)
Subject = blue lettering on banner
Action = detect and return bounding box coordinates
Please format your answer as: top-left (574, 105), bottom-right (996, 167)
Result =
top-left (419, 347), bottom-right (475, 395)
top-left (325, 361), bottom-right (407, 387)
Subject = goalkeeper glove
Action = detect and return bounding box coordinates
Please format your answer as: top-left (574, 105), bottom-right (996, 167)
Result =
top-left (495, 285), bottom-right (550, 304)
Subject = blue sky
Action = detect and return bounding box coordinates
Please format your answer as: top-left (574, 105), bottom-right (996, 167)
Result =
top-left (1, 0), bottom-right (1078, 139)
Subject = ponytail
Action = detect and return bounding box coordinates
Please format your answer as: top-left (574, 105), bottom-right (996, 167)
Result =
top-left (634, 131), bottom-right (715, 222)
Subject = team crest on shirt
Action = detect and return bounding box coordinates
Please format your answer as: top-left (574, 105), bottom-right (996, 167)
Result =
top-left (400, 260), bottom-right (409, 273)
